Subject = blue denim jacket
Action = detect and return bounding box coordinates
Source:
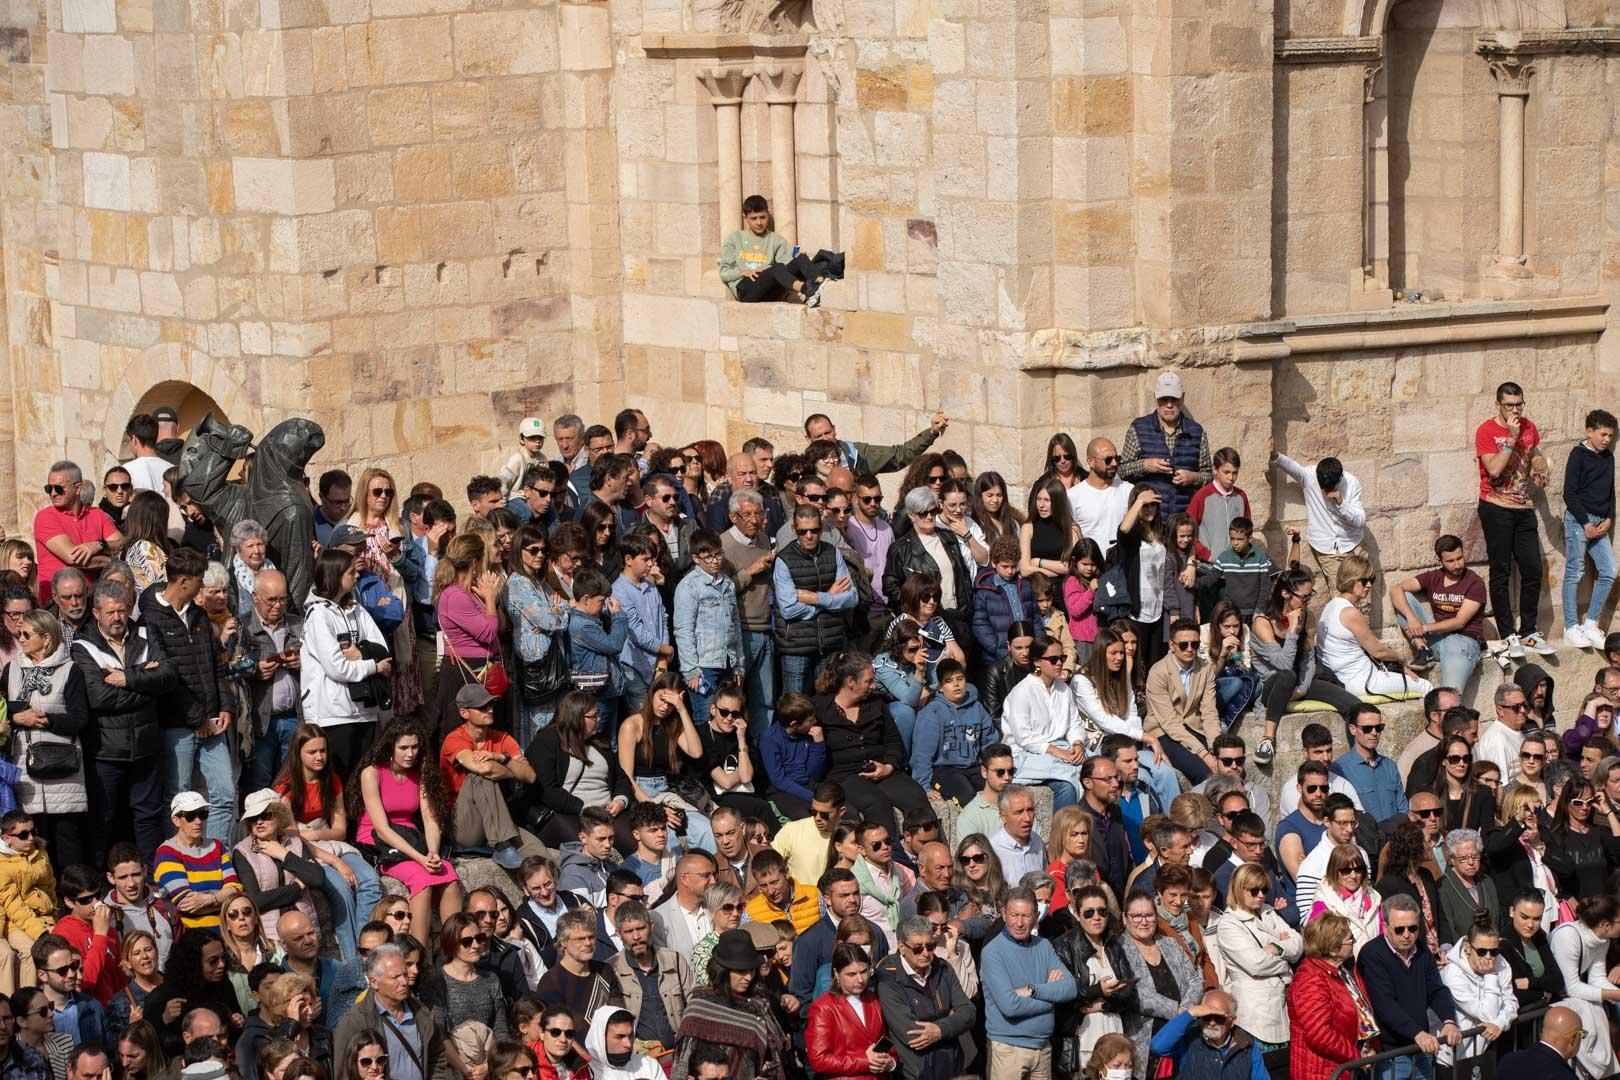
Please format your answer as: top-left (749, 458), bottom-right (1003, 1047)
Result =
top-left (568, 607), bottom-right (628, 695)
top-left (672, 567), bottom-right (743, 679)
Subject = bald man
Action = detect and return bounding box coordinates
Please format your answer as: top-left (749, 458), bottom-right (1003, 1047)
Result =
top-left (1497, 1004), bottom-right (1580, 1080)
top-left (1070, 436), bottom-right (1134, 556)
top-left (706, 452), bottom-right (785, 535)
top-left (1150, 990), bottom-right (1268, 1075)
top-left (277, 909), bottom-right (366, 1026)
top-left (653, 853), bottom-right (717, 955)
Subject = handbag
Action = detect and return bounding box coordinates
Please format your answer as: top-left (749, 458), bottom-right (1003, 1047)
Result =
top-left (361, 822), bottom-right (428, 868)
top-left (1095, 562), bottom-right (1134, 622)
top-left (519, 642), bottom-right (571, 706)
top-left (447, 638), bottom-right (510, 699)
top-left (23, 733), bottom-right (79, 781)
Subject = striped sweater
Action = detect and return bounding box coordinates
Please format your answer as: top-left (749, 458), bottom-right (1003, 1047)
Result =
top-left (153, 839), bottom-right (237, 930)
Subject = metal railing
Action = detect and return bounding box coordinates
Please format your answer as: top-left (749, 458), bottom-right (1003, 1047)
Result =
top-left (1328, 1004), bottom-right (1550, 1080)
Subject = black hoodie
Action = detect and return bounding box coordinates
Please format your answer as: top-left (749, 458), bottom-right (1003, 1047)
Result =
top-left (1514, 663), bottom-right (1557, 731)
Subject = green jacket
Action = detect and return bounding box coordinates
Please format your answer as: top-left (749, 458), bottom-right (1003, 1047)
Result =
top-left (718, 228), bottom-right (790, 297)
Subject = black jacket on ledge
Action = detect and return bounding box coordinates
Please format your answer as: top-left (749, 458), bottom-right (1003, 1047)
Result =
top-left (69, 622), bottom-right (177, 761)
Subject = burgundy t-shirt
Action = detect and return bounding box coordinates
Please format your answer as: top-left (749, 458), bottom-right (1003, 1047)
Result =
top-left (1415, 568), bottom-right (1487, 644)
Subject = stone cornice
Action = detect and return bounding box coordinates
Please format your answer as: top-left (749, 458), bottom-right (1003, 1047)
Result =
top-left (1475, 28), bottom-right (1620, 57)
top-left (1274, 35), bottom-right (1382, 64)
top-left (640, 32), bottom-right (810, 59)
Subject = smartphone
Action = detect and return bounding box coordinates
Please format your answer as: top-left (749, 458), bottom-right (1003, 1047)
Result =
top-left (336, 632), bottom-right (353, 648)
top-left (873, 1038), bottom-right (893, 1056)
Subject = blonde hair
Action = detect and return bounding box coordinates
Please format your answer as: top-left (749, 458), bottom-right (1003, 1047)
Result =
top-left (1051, 805), bottom-right (1092, 862)
top-left (1335, 552), bottom-right (1374, 593)
top-left (0, 540), bottom-right (36, 590)
top-left (351, 468), bottom-right (402, 533)
top-left (19, 610), bottom-right (61, 656)
top-left (432, 534), bottom-right (486, 599)
top-left (1226, 861), bottom-right (1270, 911)
top-left (1499, 782), bottom-right (1543, 826)
top-left (262, 971), bottom-right (317, 1024)
top-left (1303, 911), bottom-right (1351, 959)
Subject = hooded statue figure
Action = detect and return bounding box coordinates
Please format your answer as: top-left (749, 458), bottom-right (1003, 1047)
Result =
top-left (178, 415), bottom-right (325, 612)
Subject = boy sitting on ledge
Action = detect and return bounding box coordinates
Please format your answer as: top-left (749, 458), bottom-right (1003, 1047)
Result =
top-left (719, 194), bottom-right (834, 307)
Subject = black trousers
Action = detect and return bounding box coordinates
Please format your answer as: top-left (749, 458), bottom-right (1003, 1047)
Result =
top-left (1478, 500), bottom-right (1541, 636)
top-left (769, 791), bottom-right (811, 822)
top-left (537, 811), bottom-right (637, 857)
top-left (839, 772), bottom-right (931, 829)
top-left (322, 722), bottom-right (377, 785)
top-left (37, 813), bottom-right (85, 874)
top-left (930, 765), bottom-right (980, 806)
top-left (735, 254), bottom-right (819, 302)
top-left (1260, 671), bottom-right (1363, 726)
top-left (715, 790), bottom-right (781, 835)
top-left (90, 756), bottom-right (166, 865)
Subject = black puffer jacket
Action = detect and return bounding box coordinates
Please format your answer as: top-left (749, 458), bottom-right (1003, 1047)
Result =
top-left (70, 622), bottom-right (178, 762)
top-left (882, 528), bottom-right (973, 616)
top-left (137, 584), bottom-right (224, 728)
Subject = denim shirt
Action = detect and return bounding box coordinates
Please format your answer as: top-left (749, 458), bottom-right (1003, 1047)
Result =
top-left (611, 575), bottom-right (667, 682)
top-left (672, 567), bottom-right (743, 678)
top-left (506, 574), bottom-right (567, 663)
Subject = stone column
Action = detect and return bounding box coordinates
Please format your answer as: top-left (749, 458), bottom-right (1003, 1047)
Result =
top-left (757, 65), bottom-right (801, 245)
top-left (700, 66), bottom-right (753, 239)
top-left (1487, 54), bottom-right (1533, 275)
top-left (1359, 62), bottom-right (1392, 307)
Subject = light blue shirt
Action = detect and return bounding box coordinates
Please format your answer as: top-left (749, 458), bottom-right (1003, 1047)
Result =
top-left (990, 826), bottom-right (1047, 883)
top-left (611, 574), bottom-right (667, 683)
top-left (1331, 747), bottom-right (1409, 822)
top-left (772, 543), bottom-right (860, 620)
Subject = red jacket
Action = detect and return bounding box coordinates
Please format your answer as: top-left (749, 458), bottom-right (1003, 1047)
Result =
top-left (805, 991), bottom-right (888, 1080)
top-left (1288, 956), bottom-right (1379, 1080)
top-left (51, 915), bottom-right (124, 1004)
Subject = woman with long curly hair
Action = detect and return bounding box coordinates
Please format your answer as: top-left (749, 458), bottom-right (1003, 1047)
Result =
top-left (351, 717), bottom-right (463, 944)
top-left (139, 932), bottom-right (244, 1055)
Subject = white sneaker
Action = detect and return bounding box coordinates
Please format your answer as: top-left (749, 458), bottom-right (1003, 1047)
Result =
top-left (1522, 632), bottom-right (1556, 655)
top-left (1584, 619), bottom-right (1607, 645)
top-left (1505, 634), bottom-right (1525, 659)
top-left (1565, 624), bottom-right (1593, 649)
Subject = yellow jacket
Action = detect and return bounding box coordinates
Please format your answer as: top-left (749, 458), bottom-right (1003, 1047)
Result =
top-left (0, 843), bottom-right (56, 938)
top-left (746, 881), bottom-right (821, 935)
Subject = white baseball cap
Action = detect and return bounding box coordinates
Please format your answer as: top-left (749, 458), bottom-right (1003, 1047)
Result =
top-left (1155, 371), bottom-right (1185, 400)
top-left (170, 791), bottom-right (207, 815)
top-left (240, 788), bottom-right (282, 821)
top-left (519, 417), bottom-right (546, 438)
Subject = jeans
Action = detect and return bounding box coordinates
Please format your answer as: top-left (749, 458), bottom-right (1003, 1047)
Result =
top-left (1030, 780), bottom-right (1079, 810)
top-left (635, 775), bottom-right (715, 853)
top-left (1394, 597), bottom-right (1484, 694)
top-left (1137, 751), bottom-right (1182, 813)
top-left (687, 666), bottom-right (733, 730)
top-left (1563, 511), bottom-right (1617, 628)
top-left (887, 701), bottom-right (919, 758)
top-left (741, 630), bottom-right (775, 746)
top-left (621, 668), bottom-right (650, 717)
top-left (1478, 500), bottom-right (1541, 636)
top-left (247, 713), bottom-right (301, 792)
top-left (162, 727), bottom-right (237, 843)
top-left (321, 853), bottom-right (385, 961)
top-left (1374, 1052), bottom-right (1432, 1080)
top-left (1215, 669), bottom-right (1262, 730)
top-left (779, 652), bottom-right (829, 696)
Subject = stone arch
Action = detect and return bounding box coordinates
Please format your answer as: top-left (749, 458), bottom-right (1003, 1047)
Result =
top-left (1346, 0), bottom-right (1565, 35)
top-left (99, 343), bottom-right (263, 456)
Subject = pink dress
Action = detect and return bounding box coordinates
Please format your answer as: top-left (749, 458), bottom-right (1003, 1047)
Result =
top-left (356, 767), bottom-right (459, 895)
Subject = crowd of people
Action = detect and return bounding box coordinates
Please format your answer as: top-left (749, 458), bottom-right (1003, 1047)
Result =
top-left (0, 377), bottom-right (1609, 1080)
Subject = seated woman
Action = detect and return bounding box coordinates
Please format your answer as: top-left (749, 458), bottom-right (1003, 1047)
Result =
top-left (1071, 628), bottom-right (1179, 813)
top-left (883, 573), bottom-right (967, 685)
top-left (231, 790), bottom-right (325, 952)
top-left (616, 671), bottom-right (716, 854)
top-left (353, 717), bottom-right (463, 946)
top-left (697, 685), bottom-right (776, 827)
top-left (872, 618), bottom-right (932, 755)
top-left (1317, 554), bottom-right (1433, 698)
top-left (810, 652), bottom-right (932, 829)
top-left (671, 929), bottom-right (790, 1080)
top-left (1250, 568), bottom-right (1361, 768)
top-left (272, 724), bottom-right (385, 963)
top-left (523, 689), bottom-right (635, 854)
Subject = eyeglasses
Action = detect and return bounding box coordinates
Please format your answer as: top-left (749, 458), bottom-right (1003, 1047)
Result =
top-left (45, 960), bottom-right (82, 975)
top-left (1444, 753), bottom-right (1473, 764)
top-left (544, 1027), bottom-right (575, 1038)
top-left (1126, 911), bottom-right (1156, 921)
top-left (958, 853), bottom-right (988, 866)
top-left (1390, 925), bottom-right (1419, 936)
top-left (459, 933), bottom-right (491, 948)
top-left (357, 1056), bottom-right (389, 1069)
top-left (104, 483), bottom-right (132, 493)
top-left (1358, 724), bottom-right (1385, 734)
top-left (1218, 756), bottom-right (1245, 767)
top-left (42, 484), bottom-right (69, 495)
top-left (1080, 907), bottom-right (1107, 919)
top-left (70, 893), bottom-right (96, 905)
top-left (1414, 807), bottom-right (1443, 819)
top-left (1520, 751), bottom-right (1545, 761)
top-left (175, 810), bottom-right (206, 822)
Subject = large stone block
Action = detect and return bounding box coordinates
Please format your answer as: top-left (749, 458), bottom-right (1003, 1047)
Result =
top-left (623, 293), bottom-right (720, 350)
top-left (232, 157), bottom-right (336, 215)
top-left (345, 18), bottom-right (453, 85)
top-left (452, 11), bottom-right (557, 78)
top-left (82, 151), bottom-right (130, 210)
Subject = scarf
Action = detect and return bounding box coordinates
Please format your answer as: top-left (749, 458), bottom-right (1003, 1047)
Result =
top-left (1409, 872), bottom-right (1441, 959)
top-left (851, 856), bottom-right (902, 933)
top-left (1157, 904), bottom-right (1198, 960)
top-left (672, 990), bottom-right (786, 1080)
top-left (232, 554), bottom-right (275, 604)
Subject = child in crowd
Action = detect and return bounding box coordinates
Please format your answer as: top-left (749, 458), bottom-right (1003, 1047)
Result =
top-left (1562, 408), bottom-right (1616, 648)
top-left (567, 568), bottom-right (629, 729)
top-left (1209, 517), bottom-right (1290, 621)
top-left (498, 418), bottom-right (549, 499)
top-left (910, 659), bottom-right (998, 805)
top-left (971, 537), bottom-right (1035, 663)
top-left (1063, 538), bottom-right (1103, 666)
top-left (1030, 575), bottom-right (1076, 676)
top-left (718, 195), bottom-right (828, 307)
top-left (1188, 447), bottom-right (1251, 561)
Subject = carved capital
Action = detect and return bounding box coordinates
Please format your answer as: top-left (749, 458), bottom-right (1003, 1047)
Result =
top-left (755, 63), bottom-right (802, 104)
top-left (1484, 53), bottom-right (1534, 95)
top-left (699, 65), bottom-right (753, 106)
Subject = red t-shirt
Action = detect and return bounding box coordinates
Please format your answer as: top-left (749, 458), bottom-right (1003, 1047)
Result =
top-left (1414, 568), bottom-right (1488, 644)
top-left (1475, 417), bottom-right (1540, 504)
top-left (33, 504), bottom-right (117, 603)
top-left (440, 726), bottom-right (522, 801)
top-left (273, 773), bottom-right (344, 824)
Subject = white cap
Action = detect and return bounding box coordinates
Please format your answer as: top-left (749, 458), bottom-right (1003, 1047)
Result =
top-left (1154, 371), bottom-right (1184, 400)
top-left (240, 788), bottom-right (282, 821)
top-left (170, 791), bottom-right (207, 814)
top-left (518, 417), bottom-right (546, 438)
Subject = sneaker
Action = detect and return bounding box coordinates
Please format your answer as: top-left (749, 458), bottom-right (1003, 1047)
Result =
top-left (1254, 737), bottom-right (1275, 767)
top-left (1583, 618), bottom-right (1606, 644)
top-left (1522, 632), bottom-right (1556, 655)
top-left (1505, 633), bottom-right (1525, 659)
top-left (1409, 645), bottom-right (1438, 672)
top-left (492, 842), bottom-right (524, 870)
top-left (1565, 623), bottom-right (1594, 649)
top-left (804, 288), bottom-right (823, 309)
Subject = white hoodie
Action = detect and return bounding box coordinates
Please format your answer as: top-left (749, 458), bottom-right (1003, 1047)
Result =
top-left (1438, 936), bottom-right (1517, 1063)
top-left (584, 1006), bottom-right (663, 1080)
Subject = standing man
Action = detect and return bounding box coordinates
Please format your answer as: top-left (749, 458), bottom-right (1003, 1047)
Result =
top-left (720, 490), bottom-right (777, 742)
top-left (313, 470), bottom-right (352, 546)
top-left (772, 506), bottom-right (857, 695)
top-left (506, 463), bottom-right (559, 529)
top-left (1356, 895), bottom-right (1461, 1080)
top-left (612, 534), bottom-right (671, 715)
top-left (121, 414), bottom-right (170, 492)
top-left (789, 867), bottom-right (890, 1008)
top-left (1391, 536), bottom-right (1488, 689)
top-left (804, 411), bottom-right (948, 476)
top-left (980, 887), bottom-right (1077, 1080)
top-left (1476, 682), bottom-right (1530, 783)
top-left (1068, 437), bottom-right (1134, 556)
top-left (34, 460), bottom-right (122, 604)
top-left (874, 916), bottom-right (976, 1080)
top-left (1117, 371), bottom-right (1211, 517)
top-left (1332, 704), bottom-right (1408, 823)
top-left (554, 414), bottom-right (589, 478)
top-left (609, 901), bottom-right (692, 1061)
top-left (1476, 381), bottom-right (1554, 656)
top-left (151, 405), bottom-right (185, 462)
top-left (1562, 409), bottom-right (1616, 649)
top-left (1269, 439), bottom-right (1370, 614)
top-left (706, 452), bottom-right (785, 537)
top-left (844, 472), bottom-right (896, 626)
top-left (988, 786), bottom-right (1046, 885)
top-left (237, 569), bottom-right (302, 792)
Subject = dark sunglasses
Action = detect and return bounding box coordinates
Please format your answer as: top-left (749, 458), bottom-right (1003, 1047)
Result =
top-left (1098, 455), bottom-right (1119, 464)
top-left (926, 473), bottom-right (945, 483)
top-left (544, 1027), bottom-right (574, 1038)
top-left (1051, 453), bottom-right (1072, 462)
top-left (1080, 907), bottom-right (1107, 918)
top-left (867, 838), bottom-right (890, 850)
top-left (1520, 751), bottom-right (1545, 761)
top-left (1390, 925), bottom-right (1419, 935)
top-left (1503, 702), bottom-right (1527, 712)
top-left (795, 527), bottom-right (820, 537)
top-left (1171, 640), bottom-right (1198, 651)
top-left (459, 933), bottom-right (491, 948)
top-left (70, 893), bottom-right (96, 905)
top-left (802, 492), bottom-right (826, 503)
top-left (957, 853), bottom-right (988, 866)
top-left (357, 1057), bottom-right (389, 1069)
top-left (369, 487), bottom-right (394, 497)
top-left (1358, 724), bottom-right (1385, 734)
top-left (1414, 807), bottom-right (1443, 819)
top-left (857, 495), bottom-right (882, 504)
top-left (987, 767), bottom-right (1013, 777)
top-left (1444, 753), bottom-right (1473, 764)
top-left (45, 960), bottom-right (82, 975)
top-left (523, 544), bottom-right (545, 556)
top-left (1471, 945), bottom-right (1498, 957)
top-left (1245, 887), bottom-right (1266, 897)
top-left (42, 484), bottom-right (69, 495)
top-left (527, 487), bottom-right (555, 498)
top-left (1218, 756), bottom-right (1245, 767)
top-left (1037, 653), bottom-right (1064, 664)
top-left (1303, 784), bottom-right (1328, 794)
top-left (715, 706), bottom-right (744, 719)
top-left (104, 483), bottom-right (132, 493)
top-left (5, 829), bottom-right (32, 841)
top-left (175, 810), bottom-right (206, 822)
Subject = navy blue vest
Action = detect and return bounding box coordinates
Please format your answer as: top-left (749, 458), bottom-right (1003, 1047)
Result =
top-left (1130, 413), bottom-right (1204, 516)
top-left (1178, 1033), bottom-right (1258, 1080)
top-left (774, 541), bottom-right (846, 656)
